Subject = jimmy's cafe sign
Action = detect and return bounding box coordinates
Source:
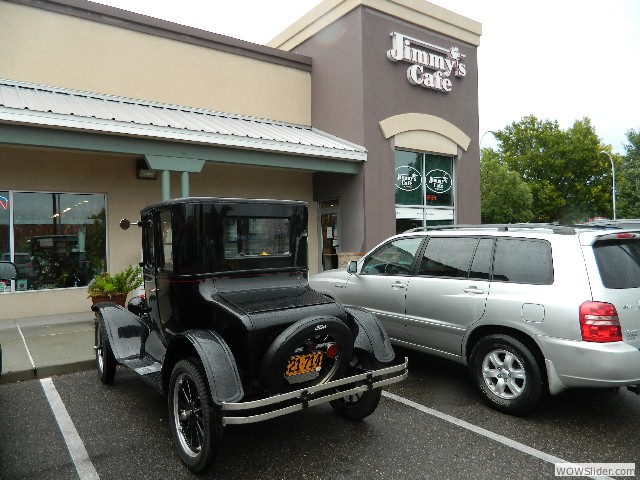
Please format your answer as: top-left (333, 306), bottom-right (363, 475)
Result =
top-left (387, 32), bottom-right (466, 93)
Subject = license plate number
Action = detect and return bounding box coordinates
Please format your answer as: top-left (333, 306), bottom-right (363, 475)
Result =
top-left (285, 351), bottom-right (323, 376)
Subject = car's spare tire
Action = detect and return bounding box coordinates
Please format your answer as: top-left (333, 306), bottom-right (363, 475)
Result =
top-left (258, 316), bottom-right (354, 394)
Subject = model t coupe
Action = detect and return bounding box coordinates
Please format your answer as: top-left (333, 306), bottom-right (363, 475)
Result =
top-left (92, 197), bottom-right (407, 472)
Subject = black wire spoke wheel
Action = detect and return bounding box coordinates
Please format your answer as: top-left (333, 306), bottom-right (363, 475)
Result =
top-left (95, 316), bottom-right (116, 384)
top-left (169, 358), bottom-right (222, 473)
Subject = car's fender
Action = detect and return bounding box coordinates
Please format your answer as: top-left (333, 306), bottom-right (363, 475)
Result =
top-left (346, 307), bottom-right (395, 363)
top-left (92, 302), bottom-right (148, 362)
top-left (166, 330), bottom-right (244, 405)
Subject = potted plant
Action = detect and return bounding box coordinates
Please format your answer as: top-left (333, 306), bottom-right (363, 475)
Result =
top-left (88, 265), bottom-right (143, 307)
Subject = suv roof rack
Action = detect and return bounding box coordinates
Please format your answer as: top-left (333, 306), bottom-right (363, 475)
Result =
top-left (405, 223), bottom-right (576, 235)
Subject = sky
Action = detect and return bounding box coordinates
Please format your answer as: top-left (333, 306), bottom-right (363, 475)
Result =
top-left (91, 0), bottom-right (640, 154)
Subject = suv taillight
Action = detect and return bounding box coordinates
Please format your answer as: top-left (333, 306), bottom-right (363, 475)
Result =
top-left (579, 302), bottom-right (622, 342)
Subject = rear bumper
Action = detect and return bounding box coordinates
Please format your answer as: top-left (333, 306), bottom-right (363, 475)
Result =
top-left (538, 336), bottom-right (640, 391)
top-left (221, 358), bottom-right (409, 425)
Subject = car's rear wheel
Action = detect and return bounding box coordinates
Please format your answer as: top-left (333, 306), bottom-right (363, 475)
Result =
top-left (168, 358), bottom-right (223, 473)
top-left (469, 334), bottom-right (543, 415)
top-left (330, 349), bottom-right (382, 420)
top-left (258, 316), bottom-right (353, 394)
top-left (95, 316), bottom-right (116, 384)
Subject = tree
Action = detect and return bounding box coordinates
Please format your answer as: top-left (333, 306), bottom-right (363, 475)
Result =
top-left (491, 116), bottom-right (611, 223)
top-left (616, 129), bottom-right (640, 218)
top-left (480, 148), bottom-right (533, 223)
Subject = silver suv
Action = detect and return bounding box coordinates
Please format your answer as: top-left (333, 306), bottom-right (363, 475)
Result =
top-left (310, 224), bottom-right (640, 415)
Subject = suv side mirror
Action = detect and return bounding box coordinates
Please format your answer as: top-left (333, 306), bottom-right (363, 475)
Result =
top-left (0, 261), bottom-right (18, 281)
top-left (347, 261), bottom-right (358, 274)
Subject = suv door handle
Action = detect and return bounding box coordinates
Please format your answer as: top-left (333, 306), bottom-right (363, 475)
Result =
top-left (391, 282), bottom-right (407, 289)
top-left (463, 286), bottom-right (484, 294)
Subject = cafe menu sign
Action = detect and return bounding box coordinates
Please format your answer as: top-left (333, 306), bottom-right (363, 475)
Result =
top-left (387, 31), bottom-right (466, 93)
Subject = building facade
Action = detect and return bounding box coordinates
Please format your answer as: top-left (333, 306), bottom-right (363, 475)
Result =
top-left (0, 0), bottom-right (481, 322)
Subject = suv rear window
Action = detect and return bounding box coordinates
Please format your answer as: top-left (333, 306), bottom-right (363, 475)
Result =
top-left (593, 239), bottom-right (640, 289)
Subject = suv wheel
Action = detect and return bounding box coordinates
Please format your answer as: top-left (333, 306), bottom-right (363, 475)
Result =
top-left (469, 334), bottom-right (543, 415)
top-left (169, 358), bottom-right (223, 473)
top-left (330, 349), bottom-right (382, 420)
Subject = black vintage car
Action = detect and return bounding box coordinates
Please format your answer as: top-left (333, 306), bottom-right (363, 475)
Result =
top-left (92, 197), bottom-right (407, 473)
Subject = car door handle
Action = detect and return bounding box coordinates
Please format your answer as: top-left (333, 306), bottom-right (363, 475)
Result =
top-left (391, 282), bottom-right (407, 289)
top-left (463, 286), bottom-right (484, 294)
top-left (334, 283), bottom-right (346, 288)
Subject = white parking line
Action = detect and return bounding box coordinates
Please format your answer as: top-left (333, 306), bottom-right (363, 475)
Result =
top-left (40, 378), bottom-right (100, 480)
top-left (382, 391), bottom-right (614, 480)
top-left (16, 324), bottom-right (36, 374)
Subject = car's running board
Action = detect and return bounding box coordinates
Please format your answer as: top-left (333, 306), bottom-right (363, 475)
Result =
top-left (221, 358), bottom-right (408, 425)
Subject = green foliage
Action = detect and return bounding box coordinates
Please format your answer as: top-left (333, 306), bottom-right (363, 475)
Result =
top-left (87, 265), bottom-right (143, 297)
top-left (480, 148), bottom-right (533, 223)
top-left (487, 115), bottom-right (612, 223)
top-left (616, 129), bottom-right (640, 218)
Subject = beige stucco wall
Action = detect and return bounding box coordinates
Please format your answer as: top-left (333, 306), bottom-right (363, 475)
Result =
top-left (0, 1), bottom-right (311, 125)
top-left (0, 146), bottom-right (318, 323)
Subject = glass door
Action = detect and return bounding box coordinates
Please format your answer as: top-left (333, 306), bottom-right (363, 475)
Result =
top-left (319, 200), bottom-right (339, 271)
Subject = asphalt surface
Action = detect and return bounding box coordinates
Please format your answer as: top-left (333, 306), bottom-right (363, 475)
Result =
top-left (1, 347), bottom-right (638, 480)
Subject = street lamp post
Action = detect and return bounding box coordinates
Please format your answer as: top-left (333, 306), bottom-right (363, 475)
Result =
top-left (601, 150), bottom-right (616, 220)
top-left (480, 130), bottom-right (497, 148)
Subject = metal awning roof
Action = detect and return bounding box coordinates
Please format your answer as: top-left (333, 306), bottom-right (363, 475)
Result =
top-left (0, 79), bottom-right (366, 162)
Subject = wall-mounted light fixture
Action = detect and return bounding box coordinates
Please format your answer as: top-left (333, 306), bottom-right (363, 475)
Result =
top-left (136, 159), bottom-right (157, 180)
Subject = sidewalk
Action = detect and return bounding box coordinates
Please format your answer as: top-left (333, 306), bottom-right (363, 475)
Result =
top-left (0, 312), bottom-right (96, 384)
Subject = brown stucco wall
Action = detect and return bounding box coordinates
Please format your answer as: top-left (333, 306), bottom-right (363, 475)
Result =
top-left (298, 5), bottom-right (481, 253)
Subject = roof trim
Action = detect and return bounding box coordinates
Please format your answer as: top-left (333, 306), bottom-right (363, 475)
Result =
top-left (268, 0), bottom-right (482, 50)
top-left (0, 79), bottom-right (367, 162)
top-left (5, 0), bottom-right (312, 71)
top-left (0, 124), bottom-right (363, 175)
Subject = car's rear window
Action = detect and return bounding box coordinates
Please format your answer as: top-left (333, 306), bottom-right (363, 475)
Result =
top-left (593, 239), bottom-right (640, 289)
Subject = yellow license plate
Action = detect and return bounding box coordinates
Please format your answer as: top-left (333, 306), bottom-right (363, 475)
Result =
top-left (285, 351), bottom-right (323, 377)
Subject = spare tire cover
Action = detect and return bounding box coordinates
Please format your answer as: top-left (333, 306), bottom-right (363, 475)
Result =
top-left (258, 316), bottom-right (354, 394)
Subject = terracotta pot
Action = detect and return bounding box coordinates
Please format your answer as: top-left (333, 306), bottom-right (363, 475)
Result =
top-left (90, 293), bottom-right (127, 307)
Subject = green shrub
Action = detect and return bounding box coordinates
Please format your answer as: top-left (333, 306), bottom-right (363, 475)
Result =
top-left (87, 265), bottom-right (143, 297)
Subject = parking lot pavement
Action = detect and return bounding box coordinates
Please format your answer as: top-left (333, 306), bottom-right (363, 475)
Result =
top-left (0, 312), bottom-right (95, 384)
top-left (1, 350), bottom-right (638, 480)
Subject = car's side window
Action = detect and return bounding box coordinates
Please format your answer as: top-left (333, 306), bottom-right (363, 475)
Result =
top-left (159, 210), bottom-right (174, 272)
top-left (492, 238), bottom-right (553, 284)
top-left (360, 237), bottom-right (423, 276)
top-left (142, 215), bottom-right (155, 269)
top-left (469, 238), bottom-right (493, 280)
top-left (418, 237), bottom-right (479, 278)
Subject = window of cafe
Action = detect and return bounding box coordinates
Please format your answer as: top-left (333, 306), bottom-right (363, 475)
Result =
top-left (394, 151), bottom-right (455, 233)
top-left (0, 191), bottom-right (106, 292)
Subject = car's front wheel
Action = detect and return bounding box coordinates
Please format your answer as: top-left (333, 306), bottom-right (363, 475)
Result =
top-left (95, 316), bottom-right (116, 384)
top-left (330, 349), bottom-right (382, 420)
top-left (168, 358), bottom-right (223, 473)
top-left (469, 334), bottom-right (543, 415)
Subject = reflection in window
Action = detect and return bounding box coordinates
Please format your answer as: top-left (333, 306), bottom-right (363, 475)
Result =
top-left (492, 238), bottom-right (553, 285)
top-left (3, 192), bottom-right (107, 291)
top-left (223, 217), bottom-right (290, 259)
top-left (361, 237), bottom-right (422, 276)
top-left (419, 237), bottom-right (479, 278)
